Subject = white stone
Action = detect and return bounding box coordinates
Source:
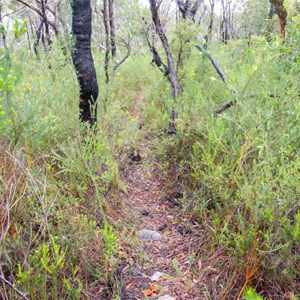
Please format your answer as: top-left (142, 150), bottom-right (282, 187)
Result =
top-left (150, 271), bottom-right (164, 281)
top-left (138, 229), bottom-right (162, 241)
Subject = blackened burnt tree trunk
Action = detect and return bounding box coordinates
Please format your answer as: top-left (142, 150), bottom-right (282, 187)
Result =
top-left (71, 0), bottom-right (99, 125)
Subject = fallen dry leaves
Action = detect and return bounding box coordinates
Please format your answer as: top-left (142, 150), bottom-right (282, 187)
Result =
top-left (142, 284), bottom-right (159, 296)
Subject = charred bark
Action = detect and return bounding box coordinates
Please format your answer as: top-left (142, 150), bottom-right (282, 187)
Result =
top-left (108, 0), bottom-right (116, 57)
top-left (72, 0), bottom-right (99, 125)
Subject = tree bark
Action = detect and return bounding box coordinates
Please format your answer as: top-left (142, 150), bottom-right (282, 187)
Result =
top-left (149, 0), bottom-right (179, 133)
top-left (177, 0), bottom-right (203, 21)
top-left (149, 0), bottom-right (178, 100)
top-left (71, 0), bottom-right (99, 125)
top-left (108, 0), bottom-right (116, 57)
top-left (204, 0), bottom-right (215, 43)
top-left (103, 0), bottom-right (110, 83)
top-left (53, 0), bottom-right (59, 36)
top-left (220, 0), bottom-right (233, 43)
top-left (143, 23), bottom-right (169, 78)
top-left (39, 0), bottom-right (52, 49)
top-left (34, 20), bottom-right (44, 55)
top-left (16, 0), bottom-right (57, 34)
top-left (270, 0), bottom-right (287, 37)
top-left (0, 2), bottom-right (7, 49)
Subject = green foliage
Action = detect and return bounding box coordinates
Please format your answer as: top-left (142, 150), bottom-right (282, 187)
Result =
top-left (243, 287), bottom-right (266, 300)
top-left (1, 9), bottom-right (299, 299)
top-left (0, 18), bottom-right (30, 138)
top-left (102, 223), bottom-right (118, 259)
top-left (13, 19), bottom-right (28, 38)
top-left (16, 235), bottom-right (68, 299)
top-left (152, 23), bottom-right (300, 297)
top-left (102, 223), bottom-right (119, 281)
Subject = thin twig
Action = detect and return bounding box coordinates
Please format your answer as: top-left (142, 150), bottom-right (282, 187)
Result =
top-left (2, 6), bottom-right (26, 18)
top-left (0, 275), bottom-right (29, 300)
top-left (112, 38), bottom-right (131, 78)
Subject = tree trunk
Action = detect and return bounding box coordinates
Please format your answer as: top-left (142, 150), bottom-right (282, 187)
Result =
top-left (0, 2), bottom-right (7, 49)
top-left (108, 0), bottom-right (116, 57)
top-left (149, 0), bottom-right (179, 133)
top-left (204, 0), bottom-right (215, 43)
top-left (270, 0), bottom-right (287, 37)
top-left (71, 0), bottom-right (99, 125)
top-left (34, 20), bottom-right (44, 56)
top-left (39, 0), bottom-right (52, 49)
top-left (177, 0), bottom-right (203, 21)
top-left (266, 2), bottom-right (275, 41)
top-left (103, 0), bottom-right (110, 83)
top-left (53, 0), bottom-right (59, 36)
top-left (149, 0), bottom-right (178, 100)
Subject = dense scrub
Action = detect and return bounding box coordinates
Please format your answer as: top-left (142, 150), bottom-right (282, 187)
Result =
top-left (0, 26), bottom-right (299, 299)
top-left (154, 36), bottom-right (300, 298)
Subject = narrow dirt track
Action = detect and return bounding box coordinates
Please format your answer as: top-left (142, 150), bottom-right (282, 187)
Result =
top-left (113, 90), bottom-right (208, 300)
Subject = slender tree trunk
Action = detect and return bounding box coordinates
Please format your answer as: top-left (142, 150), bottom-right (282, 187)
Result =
top-left (204, 0), bottom-right (215, 43)
top-left (0, 1), bottom-right (7, 48)
top-left (26, 23), bottom-right (32, 51)
top-left (266, 2), bottom-right (275, 41)
top-left (103, 0), bottom-right (110, 83)
top-left (71, 0), bottom-right (99, 125)
top-left (177, 0), bottom-right (203, 21)
top-left (40, 0), bottom-right (52, 49)
top-left (220, 0), bottom-right (232, 43)
top-left (34, 21), bottom-right (44, 56)
top-left (53, 0), bottom-right (59, 36)
top-left (149, 0), bottom-right (179, 133)
top-left (149, 0), bottom-right (178, 100)
top-left (270, 0), bottom-right (287, 37)
top-left (108, 0), bottom-right (116, 58)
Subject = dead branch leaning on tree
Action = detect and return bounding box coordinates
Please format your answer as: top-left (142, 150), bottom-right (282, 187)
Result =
top-left (175, 1), bottom-right (237, 115)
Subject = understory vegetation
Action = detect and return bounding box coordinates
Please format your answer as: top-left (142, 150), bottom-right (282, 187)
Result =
top-left (1, 19), bottom-right (300, 300)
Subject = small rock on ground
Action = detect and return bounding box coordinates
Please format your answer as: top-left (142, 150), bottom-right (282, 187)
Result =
top-left (150, 271), bottom-right (164, 281)
top-left (138, 229), bottom-right (162, 241)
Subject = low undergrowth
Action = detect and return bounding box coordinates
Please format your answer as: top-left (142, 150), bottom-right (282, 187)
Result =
top-left (154, 35), bottom-right (300, 298)
top-left (0, 24), bottom-right (299, 300)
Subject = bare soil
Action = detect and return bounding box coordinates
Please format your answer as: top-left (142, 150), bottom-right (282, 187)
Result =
top-left (110, 89), bottom-right (211, 300)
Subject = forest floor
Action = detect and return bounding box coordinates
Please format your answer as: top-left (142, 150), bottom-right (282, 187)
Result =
top-left (106, 90), bottom-right (218, 300)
